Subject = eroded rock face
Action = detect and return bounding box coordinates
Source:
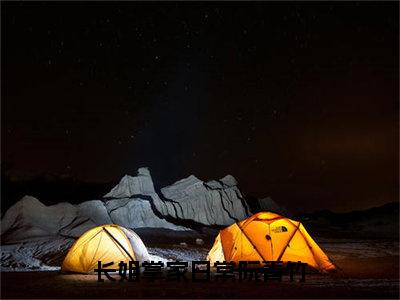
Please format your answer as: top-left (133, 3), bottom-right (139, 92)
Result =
top-left (102, 167), bottom-right (189, 230)
top-left (159, 174), bottom-right (250, 225)
top-left (104, 168), bottom-right (156, 198)
top-left (104, 198), bottom-right (188, 231)
top-left (103, 168), bottom-right (250, 226)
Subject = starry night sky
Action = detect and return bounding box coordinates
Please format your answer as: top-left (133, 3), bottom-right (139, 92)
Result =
top-left (2, 2), bottom-right (399, 212)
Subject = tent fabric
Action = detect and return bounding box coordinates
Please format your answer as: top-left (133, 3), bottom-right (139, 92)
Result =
top-left (207, 212), bottom-right (336, 272)
top-left (62, 224), bottom-right (150, 273)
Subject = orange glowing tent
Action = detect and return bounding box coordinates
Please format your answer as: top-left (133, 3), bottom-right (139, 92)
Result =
top-left (207, 212), bottom-right (336, 272)
top-left (62, 224), bottom-right (150, 273)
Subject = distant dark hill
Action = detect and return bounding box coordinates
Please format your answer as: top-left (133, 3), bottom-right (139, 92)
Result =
top-left (297, 202), bottom-right (399, 239)
top-left (1, 175), bottom-right (115, 214)
top-left (244, 195), bottom-right (290, 216)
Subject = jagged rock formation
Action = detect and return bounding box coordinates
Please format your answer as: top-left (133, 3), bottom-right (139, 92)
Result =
top-left (104, 167), bottom-right (250, 226)
top-left (1, 167), bottom-right (251, 270)
top-left (160, 174), bottom-right (250, 225)
top-left (2, 168), bottom-right (251, 241)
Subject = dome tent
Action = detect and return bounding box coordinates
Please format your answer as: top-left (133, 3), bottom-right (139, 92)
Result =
top-left (62, 224), bottom-right (150, 273)
top-left (207, 212), bottom-right (336, 272)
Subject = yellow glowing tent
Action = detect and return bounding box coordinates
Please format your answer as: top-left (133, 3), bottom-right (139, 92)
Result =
top-left (62, 224), bottom-right (150, 273)
top-left (207, 212), bottom-right (336, 272)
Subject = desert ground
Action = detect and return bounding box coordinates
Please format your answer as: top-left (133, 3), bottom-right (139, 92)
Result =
top-left (1, 238), bottom-right (399, 299)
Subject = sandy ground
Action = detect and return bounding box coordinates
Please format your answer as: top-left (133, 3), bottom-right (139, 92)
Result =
top-left (1, 239), bottom-right (399, 299)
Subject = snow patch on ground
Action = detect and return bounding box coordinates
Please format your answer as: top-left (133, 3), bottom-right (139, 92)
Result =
top-left (0, 243), bottom-right (209, 271)
top-left (1, 246), bottom-right (60, 272)
top-left (147, 246), bottom-right (208, 264)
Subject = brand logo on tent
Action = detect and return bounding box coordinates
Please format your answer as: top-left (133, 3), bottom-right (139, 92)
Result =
top-left (271, 226), bottom-right (288, 233)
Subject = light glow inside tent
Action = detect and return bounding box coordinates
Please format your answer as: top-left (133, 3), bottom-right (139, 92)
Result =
top-left (207, 212), bottom-right (336, 273)
top-left (62, 224), bottom-right (141, 273)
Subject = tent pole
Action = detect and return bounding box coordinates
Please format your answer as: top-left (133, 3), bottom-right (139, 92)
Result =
top-left (276, 221), bottom-right (301, 261)
top-left (102, 227), bottom-right (135, 261)
top-left (236, 223), bottom-right (267, 261)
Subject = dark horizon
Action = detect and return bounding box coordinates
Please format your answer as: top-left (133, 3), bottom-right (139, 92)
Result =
top-left (2, 2), bottom-right (399, 213)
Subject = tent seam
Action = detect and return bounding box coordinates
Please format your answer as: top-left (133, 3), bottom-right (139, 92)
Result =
top-left (276, 221), bottom-right (300, 261)
top-left (103, 227), bottom-right (135, 261)
top-left (236, 223), bottom-right (266, 261)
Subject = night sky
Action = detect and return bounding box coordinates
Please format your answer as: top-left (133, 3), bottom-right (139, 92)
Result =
top-left (2, 2), bottom-right (398, 213)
